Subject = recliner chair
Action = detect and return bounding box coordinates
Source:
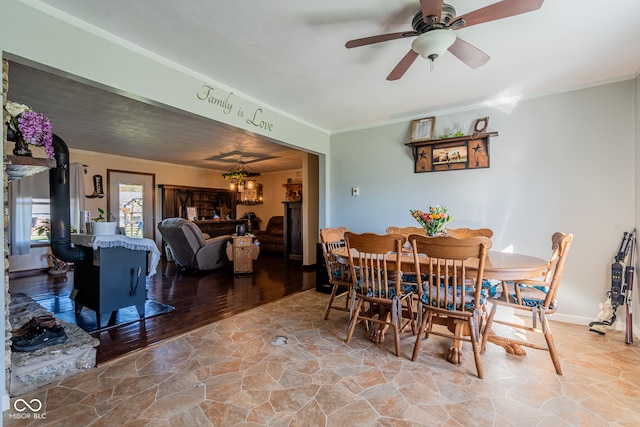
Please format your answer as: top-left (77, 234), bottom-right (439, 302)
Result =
top-left (158, 218), bottom-right (231, 270)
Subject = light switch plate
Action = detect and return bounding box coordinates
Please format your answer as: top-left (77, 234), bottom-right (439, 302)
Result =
top-left (352, 187), bottom-right (359, 196)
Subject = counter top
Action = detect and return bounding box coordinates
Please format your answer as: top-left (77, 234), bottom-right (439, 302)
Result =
top-left (71, 234), bottom-right (161, 276)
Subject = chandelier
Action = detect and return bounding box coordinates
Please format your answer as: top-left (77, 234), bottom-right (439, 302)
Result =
top-left (222, 162), bottom-right (260, 192)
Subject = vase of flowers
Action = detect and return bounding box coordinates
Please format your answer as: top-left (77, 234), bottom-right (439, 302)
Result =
top-left (4, 101), bottom-right (54, 158)
top-left (410, 205), bottom-right (454, 236)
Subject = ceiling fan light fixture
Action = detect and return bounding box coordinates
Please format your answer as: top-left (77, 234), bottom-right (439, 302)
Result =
top-left (411, 29), bottom-right (456, 61)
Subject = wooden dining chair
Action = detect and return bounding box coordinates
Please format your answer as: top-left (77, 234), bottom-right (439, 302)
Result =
top-left (385, 226), bottom-right (426, 240)
top-left (409, 234), bottom-right (492, 378)
top-left (319, 227), bottom-right (352, 320)
top-left (445, 227), bottom-right (494, 238)
top-left (480, 232), bottom-right (573, 375)
top-left (344, 232), bottom-right (416, 357)
top-left (385, 226), bottom-right (426, 284)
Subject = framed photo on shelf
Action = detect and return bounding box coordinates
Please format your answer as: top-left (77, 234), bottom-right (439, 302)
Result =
top-left (473, 116), bottom-right (489, 134)
top-left (410, 116), bottom-right (436, 142)
top-left (186, 207), bottom-right (197, 222)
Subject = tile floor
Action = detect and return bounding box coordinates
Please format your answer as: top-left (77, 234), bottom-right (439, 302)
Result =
top-left (4, 289), bottom-right (640, 426)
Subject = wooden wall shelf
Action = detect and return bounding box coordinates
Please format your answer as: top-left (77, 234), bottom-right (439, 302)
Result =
top-left (283, 182), bottom-right (302, 202)
top-left (237, 201), bottom-right (263, 205)
top-left (4, 155), bottom-right (56, 181)
top-left (405, 132), bottom-right (497, 173)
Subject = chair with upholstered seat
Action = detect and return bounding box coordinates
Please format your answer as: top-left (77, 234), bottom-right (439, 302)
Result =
top-left (481, 232), bottom-right (573, 375)
top-left (344, 232), bottom-right (416, 357)
top-left (158, 218), bottom-right (231, 271)
top-left (319, 227), bottom-right (352, 320)
top-left (409, 234), bottom-right (492, 378)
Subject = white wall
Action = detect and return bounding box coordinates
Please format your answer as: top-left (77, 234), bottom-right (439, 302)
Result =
top-left (330, 81), bottom-right (635, 326)
top-left (0, 1), bottom-right (330, 155)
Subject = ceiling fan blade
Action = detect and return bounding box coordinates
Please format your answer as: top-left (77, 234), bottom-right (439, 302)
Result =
top-left (420, 0), bottom-right (443, 23)
top-left (345, 31), bottom-right (418, 48)
top-left (451, 0), bottom-right (544, 29)
top-left (387, 50), bottom-right (419, 81)
top-left (447, 37), bottom-right (490, 69)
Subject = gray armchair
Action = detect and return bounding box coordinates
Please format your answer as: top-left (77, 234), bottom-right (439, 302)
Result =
top-left (158, 218), bottom-right (231, 270)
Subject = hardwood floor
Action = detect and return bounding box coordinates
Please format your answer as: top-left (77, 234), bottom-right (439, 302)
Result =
top-left (8, 253), bottom-right (317, 364)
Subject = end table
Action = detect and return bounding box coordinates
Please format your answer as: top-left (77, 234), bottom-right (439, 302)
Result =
top-left (226, 234), bottom-right (259, 274)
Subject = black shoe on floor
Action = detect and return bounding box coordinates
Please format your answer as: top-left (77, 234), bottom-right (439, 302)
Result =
top-left (11, 325), bottom-right (67, 352)
top-left (11, 315), bottom-right (57, 342)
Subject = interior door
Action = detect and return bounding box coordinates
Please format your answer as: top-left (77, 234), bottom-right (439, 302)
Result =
top-left (107, 170), bottom-right (156, 240)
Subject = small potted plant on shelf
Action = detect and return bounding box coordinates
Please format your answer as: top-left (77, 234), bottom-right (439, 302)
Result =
top-left (91, 208), bottom-right (117, 235)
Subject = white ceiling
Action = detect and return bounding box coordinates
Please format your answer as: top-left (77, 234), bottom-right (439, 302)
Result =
top-left (8, 0), bottom-right (640, 172)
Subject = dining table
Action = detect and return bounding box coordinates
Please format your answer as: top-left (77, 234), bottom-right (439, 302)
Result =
top-left (333, 247), bottom-right (548, 280)
top-left (331, 246), bottom-right (549, 361)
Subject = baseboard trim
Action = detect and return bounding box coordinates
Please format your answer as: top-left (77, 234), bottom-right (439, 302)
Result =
top-left (8, 268), bottom-right (49, 279)
top-left (551, 312), bottom-right (625, 331)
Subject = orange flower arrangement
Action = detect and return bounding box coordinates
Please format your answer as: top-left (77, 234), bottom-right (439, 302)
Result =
top-left (409, 205), bottom-right (454, 236)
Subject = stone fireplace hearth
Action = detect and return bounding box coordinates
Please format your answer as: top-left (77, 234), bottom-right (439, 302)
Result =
top-left (8, 293), bottom-right (99, 396)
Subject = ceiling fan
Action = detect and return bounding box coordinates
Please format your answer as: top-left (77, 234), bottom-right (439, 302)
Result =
top-left (345, 0), bottom-right (544, 80)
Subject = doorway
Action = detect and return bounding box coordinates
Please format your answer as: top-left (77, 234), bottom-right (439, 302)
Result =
top-left (107, 170), bottom-right (156, 239)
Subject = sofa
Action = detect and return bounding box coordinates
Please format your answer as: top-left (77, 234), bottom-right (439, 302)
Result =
top-left (253, 216), bottom-right (284, 254)
top-left (158, 218), bottom-right (231, 270)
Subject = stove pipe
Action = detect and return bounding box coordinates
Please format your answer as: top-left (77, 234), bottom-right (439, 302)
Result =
top-left (49, 134), bottom-right (91, 262)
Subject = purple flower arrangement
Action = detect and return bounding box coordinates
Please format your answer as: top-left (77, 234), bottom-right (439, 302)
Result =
top-left (5, 101), bottom-right (54, 158)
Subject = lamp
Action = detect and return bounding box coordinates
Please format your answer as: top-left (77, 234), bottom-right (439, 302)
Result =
top-left (411, 29), bottom-right (456, 62)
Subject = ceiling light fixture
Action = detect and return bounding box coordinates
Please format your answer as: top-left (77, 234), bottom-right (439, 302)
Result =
top-left (222, 161), bottom-right (261, 193)
top-left (411, 29), bottom-right (456, 65)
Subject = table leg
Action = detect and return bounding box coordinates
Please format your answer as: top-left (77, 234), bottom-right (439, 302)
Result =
top-left (446, 321), bottom-right (464, 364)
top-left (370, 309), bottom-right (390, 343)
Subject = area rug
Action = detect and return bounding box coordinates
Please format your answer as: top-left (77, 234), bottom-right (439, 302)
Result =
top-left (35, 294), bottom-right (175, 333)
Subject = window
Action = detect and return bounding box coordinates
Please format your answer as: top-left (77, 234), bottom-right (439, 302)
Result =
top-left (107, 170), bottom-right (156, 240)
top-left (118, 183), bottom-right (144, 238)
top-left (31, 198), bottom-right (50, 242)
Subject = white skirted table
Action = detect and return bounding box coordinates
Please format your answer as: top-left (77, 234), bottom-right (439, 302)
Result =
top-left (70, 234), bottom-right (161, 328)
